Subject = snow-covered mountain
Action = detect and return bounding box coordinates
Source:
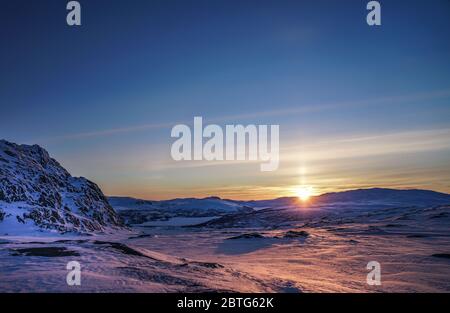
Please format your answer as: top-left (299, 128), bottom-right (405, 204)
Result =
top-left (111, 188), bottom-right (450, 227)
top-left (110, 196), bottom-right (251, 213)
top-left (194, 188), bottom-right (450, 229)
top-left (0, 140), bottom-right (124, 235)
top-left (314, 188), bottom-right (450, 206)
top-left (109, 196), bottom-right (254, 225)
top-left (241, 188), bottom-right (450, 210)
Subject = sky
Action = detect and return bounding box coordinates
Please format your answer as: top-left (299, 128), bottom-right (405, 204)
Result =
top-left (1, 0), bottom-right (450, 200)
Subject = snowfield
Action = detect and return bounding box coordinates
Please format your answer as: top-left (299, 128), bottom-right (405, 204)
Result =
top-left (1, 202), bottom-right (449, 292)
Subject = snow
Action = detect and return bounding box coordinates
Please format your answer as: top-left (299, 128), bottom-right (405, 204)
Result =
top-left (0, 140), bottom-right (124, 234)
top-left (1, 201), bottom-right (449, 292)
top-left (109, 196), bottom-right (251, 213)
top-left (139, 216), bottom-right (220, 227)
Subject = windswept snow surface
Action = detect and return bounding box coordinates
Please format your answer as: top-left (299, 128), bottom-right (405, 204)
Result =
top-left (127, 204), bottom-right (450, 292)
top-left (1, 201), bottom-right (450, 292)
top-left (0, 232), bottom-right (294, 292)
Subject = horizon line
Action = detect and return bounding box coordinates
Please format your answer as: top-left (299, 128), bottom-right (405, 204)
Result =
top-left (105, 186), bottom-right (450, 202)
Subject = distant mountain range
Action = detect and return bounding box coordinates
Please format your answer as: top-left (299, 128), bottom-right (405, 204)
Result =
top-left (241, 188), bottom-right (450, 209)
top-left (111, 188), bottom-right (450, 212)
top-left (111, 188), bottom-right (450, 226)
top-left (108, 196), bottom-right (254, 225)
top-left (109, 196), bottom-right (252, 213)
top-left (313, 188), bottom-right (450, 206)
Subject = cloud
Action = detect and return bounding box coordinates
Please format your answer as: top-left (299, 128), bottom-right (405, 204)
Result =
top-left (34, 88), bottom-right (450, 144)
top-left (281, 127), bottom-right (450, 162)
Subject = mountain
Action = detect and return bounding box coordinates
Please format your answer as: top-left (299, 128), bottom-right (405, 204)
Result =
top-left (193, 188), bottom-right (450, 229)
top-left (110, 196), bottom-right (251, 213)
top-left (314, 188), bottom-right (450, 206)
top-left (0, 140), bottom-right (124, 235)
top-left (111, 188), bottom-right (450, 227)
top-left (109, 196), bottom-right (254, 225)
top-left (242, 188), bottom-right (450, 209)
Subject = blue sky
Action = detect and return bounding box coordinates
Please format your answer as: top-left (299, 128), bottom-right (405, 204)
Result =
top-left (1, 0), bottom-right (450, 199)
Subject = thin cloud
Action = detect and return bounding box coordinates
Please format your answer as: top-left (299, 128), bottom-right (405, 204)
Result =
top-left (34, 88), bottom-right (450, 144)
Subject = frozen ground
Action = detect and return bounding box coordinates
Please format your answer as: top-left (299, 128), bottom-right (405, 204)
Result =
top-left (1, 203), bottom-right (449, 292)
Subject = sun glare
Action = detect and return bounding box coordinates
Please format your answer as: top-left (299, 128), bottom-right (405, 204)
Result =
top-left (295, 186), bottom-right (314, 202)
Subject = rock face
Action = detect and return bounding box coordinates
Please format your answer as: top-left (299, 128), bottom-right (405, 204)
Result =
top-left (0, 140), bottom-right (123, 234)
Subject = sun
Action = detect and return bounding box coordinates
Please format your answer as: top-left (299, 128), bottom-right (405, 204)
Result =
top-left (295, 186), bottom-right (314, 202)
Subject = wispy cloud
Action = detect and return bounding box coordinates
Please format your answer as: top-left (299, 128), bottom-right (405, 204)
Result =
top-left (281, 127), bottom-right (450, 162)
top-left (34, 88), bottom-right (450, 144)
